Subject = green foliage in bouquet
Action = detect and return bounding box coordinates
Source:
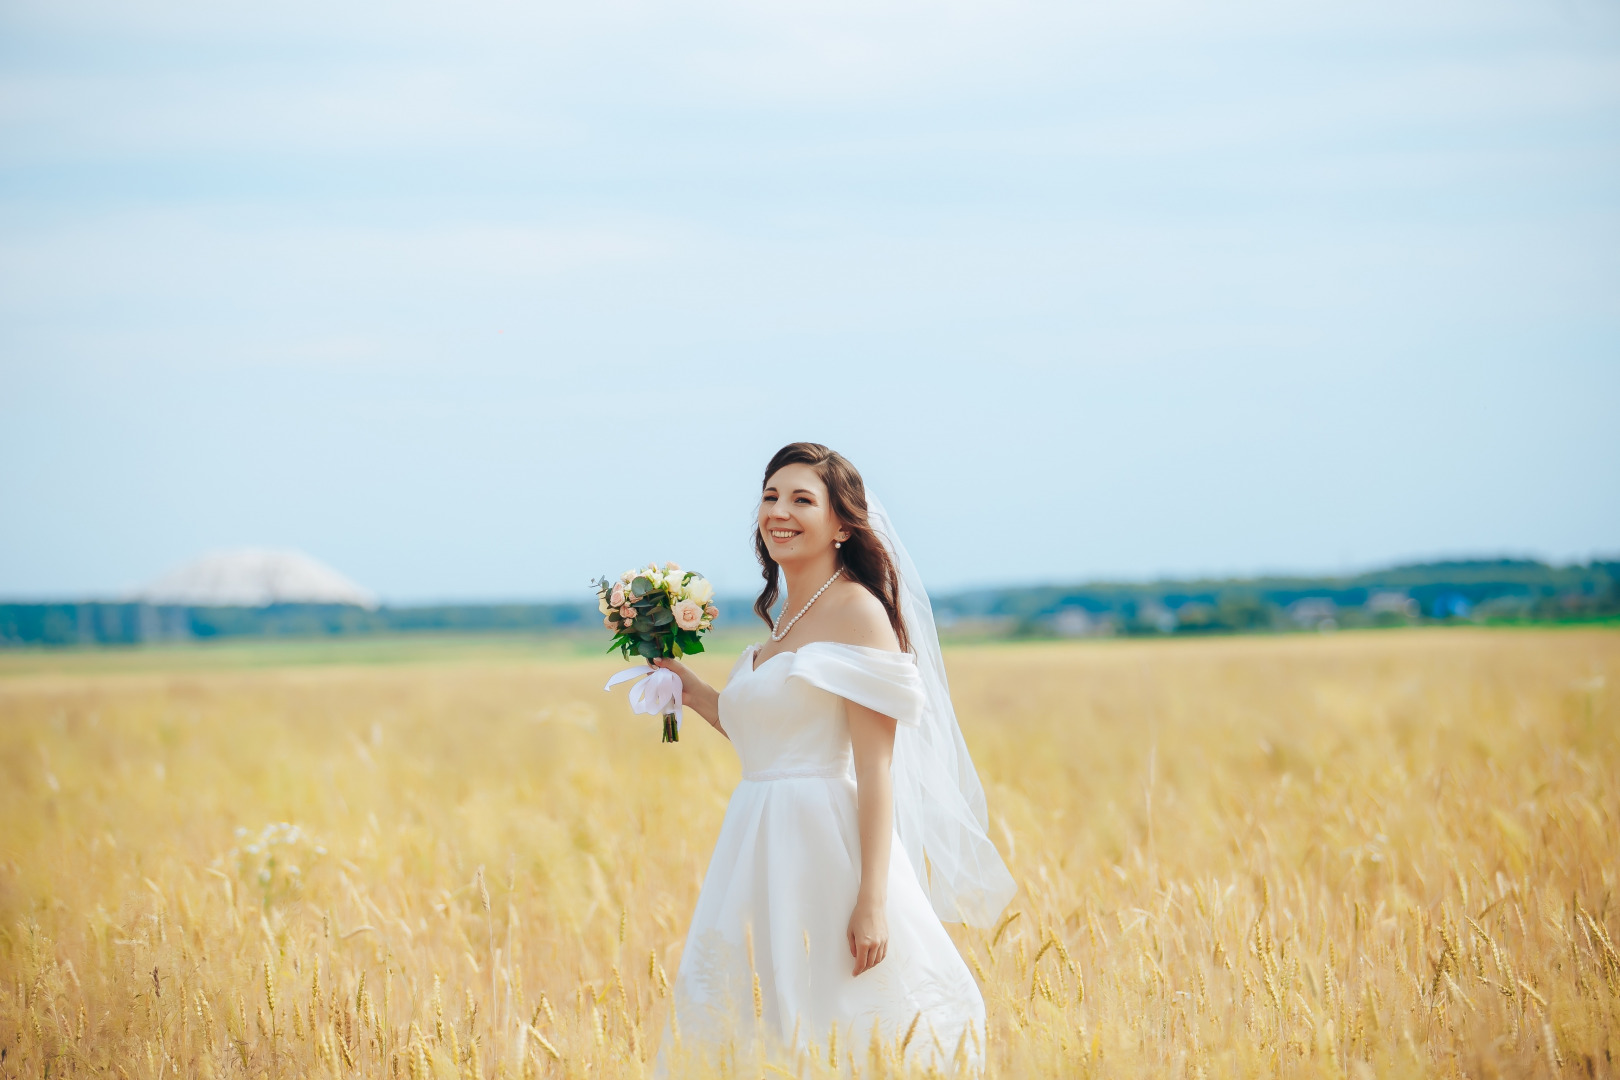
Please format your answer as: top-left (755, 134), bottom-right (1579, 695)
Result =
top-left (594, 562), bottom-right (718, 661)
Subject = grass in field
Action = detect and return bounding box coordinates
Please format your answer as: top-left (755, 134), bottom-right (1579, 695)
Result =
top-left (0, 628), bottom-right (1616, 1078)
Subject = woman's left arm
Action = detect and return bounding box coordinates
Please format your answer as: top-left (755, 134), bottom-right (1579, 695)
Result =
top-left (847, 700), bottom-right (897, 976)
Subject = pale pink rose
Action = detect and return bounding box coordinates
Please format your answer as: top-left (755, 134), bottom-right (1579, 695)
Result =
top-left (609, 583), bottom-right (625, 607)
top-left (620, 604), bottom-right (636, 619)
top-left (703, 604), bottom-right (718, 618)
top-left (673, 599), bottom-right (703, 631)
top-left (665, 561), bottom-right (680, 572)
top-left (603, 614), bottom-right (617, 630)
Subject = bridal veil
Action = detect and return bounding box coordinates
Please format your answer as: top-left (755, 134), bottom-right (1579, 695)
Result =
top-left (866, 494), bottom-right (1016, 928)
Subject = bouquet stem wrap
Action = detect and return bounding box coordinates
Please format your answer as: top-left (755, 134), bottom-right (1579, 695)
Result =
top-left (603, 665), bottom-right (684, 742)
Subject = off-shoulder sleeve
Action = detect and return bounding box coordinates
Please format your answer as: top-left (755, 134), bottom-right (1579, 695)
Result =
top-left (785, 643), bottom-right (925, 727)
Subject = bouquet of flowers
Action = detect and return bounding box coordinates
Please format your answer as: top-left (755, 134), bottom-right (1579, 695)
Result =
top-left (595, 562), bottom-right (718, 741)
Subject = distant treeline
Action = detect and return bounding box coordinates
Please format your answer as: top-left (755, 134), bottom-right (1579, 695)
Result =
top-left (0, 601), bottom-right (592, 648)
top-left (932, 558), bottom-right (1620, 638)
top-left (2, 558), bottom-right (1615, 647)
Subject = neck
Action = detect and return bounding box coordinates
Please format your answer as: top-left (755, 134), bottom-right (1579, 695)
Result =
top-left (778, 552), bottom-right (841, 618)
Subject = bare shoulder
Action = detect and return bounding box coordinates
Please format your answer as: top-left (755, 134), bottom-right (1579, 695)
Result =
top-left (819, 579), bottom-right (901, 653)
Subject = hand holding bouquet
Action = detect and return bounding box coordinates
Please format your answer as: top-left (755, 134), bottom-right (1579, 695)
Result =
top-left (596, 562), bottom-right (718, 742)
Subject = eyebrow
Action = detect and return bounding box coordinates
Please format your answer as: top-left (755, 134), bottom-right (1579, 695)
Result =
top-left (763, 487), bottom-right (818, 496)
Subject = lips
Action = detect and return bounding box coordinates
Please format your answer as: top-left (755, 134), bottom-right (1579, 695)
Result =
top-left (769, 529), bottom-right (800, 541)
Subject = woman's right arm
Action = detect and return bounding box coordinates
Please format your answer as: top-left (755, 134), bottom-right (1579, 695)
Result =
top-left (650, 658), bottom-right (727, 739)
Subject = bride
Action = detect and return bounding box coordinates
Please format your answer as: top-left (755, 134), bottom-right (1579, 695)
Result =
top-left (649, 442), bottom-right (1016, 1075)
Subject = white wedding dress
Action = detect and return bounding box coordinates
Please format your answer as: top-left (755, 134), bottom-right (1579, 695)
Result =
top-left (656, 640), bottom-right (987, 1075)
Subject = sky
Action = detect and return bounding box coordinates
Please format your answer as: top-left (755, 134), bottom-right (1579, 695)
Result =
top-left (2, 0), bottom-right (1617, 602)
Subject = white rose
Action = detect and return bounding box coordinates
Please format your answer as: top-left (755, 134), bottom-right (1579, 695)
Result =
top-left (685, 575), bottom-right (715, 606)
top-left (673, 599), bottom-right (703, 631)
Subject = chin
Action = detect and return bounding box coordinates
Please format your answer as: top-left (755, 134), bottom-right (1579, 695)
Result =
top-left (775, 546), bottom-right (826, 568)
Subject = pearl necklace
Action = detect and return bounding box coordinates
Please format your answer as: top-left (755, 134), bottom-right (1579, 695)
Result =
top-left (771, 569), bottom-right (842, 642)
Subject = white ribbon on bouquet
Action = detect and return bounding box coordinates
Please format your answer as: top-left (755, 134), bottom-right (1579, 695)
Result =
top-left (603, 664), bottom-right (684, 730)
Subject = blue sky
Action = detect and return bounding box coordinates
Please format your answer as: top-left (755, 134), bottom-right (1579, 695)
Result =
top-left (2, 0), bottom-right (1617, 601)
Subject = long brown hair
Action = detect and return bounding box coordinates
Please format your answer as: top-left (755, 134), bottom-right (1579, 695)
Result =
top-left (753, 442), bottom-right (910, 652)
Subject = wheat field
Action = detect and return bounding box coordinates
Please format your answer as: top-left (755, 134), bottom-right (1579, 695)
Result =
top-left (1, 628), bottom-right (1616, 1079)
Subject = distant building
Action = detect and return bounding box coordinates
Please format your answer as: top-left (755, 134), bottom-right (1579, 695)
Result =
top-left (1430, 592), bottom-right (1472, 618)
top-left (1288, 597), bottom-right (1338, 630)
top-left (1172, 601), bottom-right (1218, 630)
top-left (1137, 600), bottom-right (1177, 633)
top-left (133, 549), bottom-right (376, 608)
top-left (1052, 607), bottom-right (1096, 636)
top-left (1366, 590), bottom-right (1418, 617)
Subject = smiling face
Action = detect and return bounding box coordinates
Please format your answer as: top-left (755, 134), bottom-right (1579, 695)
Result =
top-left (759, 462), bottom-right (848, 566)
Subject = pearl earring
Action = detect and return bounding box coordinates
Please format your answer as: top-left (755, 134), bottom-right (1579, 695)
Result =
top-left (835, 540), bottom-right (843, 549)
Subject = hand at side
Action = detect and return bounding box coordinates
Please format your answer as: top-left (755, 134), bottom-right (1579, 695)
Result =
top-left (848, 893), bottom-right (889, 976)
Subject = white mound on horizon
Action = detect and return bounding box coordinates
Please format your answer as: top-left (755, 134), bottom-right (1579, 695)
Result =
top-left (135, 549), bottom-right (377, 608)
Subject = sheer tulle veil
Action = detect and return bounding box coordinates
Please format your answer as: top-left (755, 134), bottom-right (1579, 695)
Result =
top-left (866, 494), bottom-right (1017, 928)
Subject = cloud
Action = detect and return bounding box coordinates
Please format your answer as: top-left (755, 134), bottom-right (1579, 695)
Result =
top-left (0, 0), bottom-right (1615, 597)
top-left (0, 212), bottom-right (680, 310)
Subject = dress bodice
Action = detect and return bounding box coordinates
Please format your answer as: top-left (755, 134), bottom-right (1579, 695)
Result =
top-left (718, 641), bottom-right (926, 780)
